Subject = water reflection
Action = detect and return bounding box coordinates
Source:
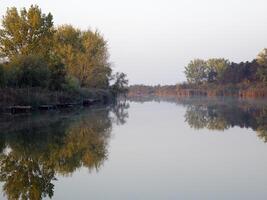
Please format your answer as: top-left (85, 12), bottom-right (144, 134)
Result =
top-left (182, 98), bottom-right (267, 142)
top-left (0, 102), bottom-right (129, 199)
top-left (128, 96), bottom-right (267, 142)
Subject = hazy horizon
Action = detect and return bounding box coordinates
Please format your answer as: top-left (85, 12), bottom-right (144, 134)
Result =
top-left (1, 0), bottom-right (267, 85)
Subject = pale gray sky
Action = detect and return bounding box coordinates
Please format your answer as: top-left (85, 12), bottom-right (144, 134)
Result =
top-left (1, 0), bottom-right (267, 85)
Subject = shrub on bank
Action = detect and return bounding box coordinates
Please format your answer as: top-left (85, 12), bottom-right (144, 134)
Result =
top-left (5, 55), bottom-right (51, 88)
top-left (0, 64), bottom-right (6, 88)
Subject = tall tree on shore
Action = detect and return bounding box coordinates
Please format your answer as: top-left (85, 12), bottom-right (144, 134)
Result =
top-left (0, 5), bottom-right (54, 60)
top-left (111, 72), bottom-right (129, 94)
top-left (53, 25), bottom-right (82, 77)
top-left (206, 58), bottom-right (230, 83)
top-left (54, 25), bottom-right (111, 88)
top-left (77, 30), bottom-right (111, 88)
top-left (256, 48), bottom-right (267, 83)
top-left (184, 59), bottom-right (208, 84)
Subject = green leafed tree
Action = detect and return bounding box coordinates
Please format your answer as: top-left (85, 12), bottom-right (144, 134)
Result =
top-left (5, 54), bottom-right (51, 88)
top-left (0, 63), bottom-right (6, 87)
top-left (54, 26), bottom-right (111, 88)
top-left (206, 58), bottom-right (230, 83)
top-left (184, 59), bottom-right (208, 84)
top-left (0, 5), bottom-right (54, 60)
top-left (77, 30), bottom-right (111, 88)
top-left (256, 48), bottom-right (267, 83)
top-left (257, 48), bottom-right (267, 66)
top-left (48, 59), bottom-right (67, 90)
top-left (111, 72), bottom-right (129, 94)
top-left (53, 25), bottom-right (82, 76)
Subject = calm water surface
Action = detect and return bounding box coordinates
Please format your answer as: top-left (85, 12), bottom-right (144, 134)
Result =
top-left (0, 97), bottom-right (267, 200)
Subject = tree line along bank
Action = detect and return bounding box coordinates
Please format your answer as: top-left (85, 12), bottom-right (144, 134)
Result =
top-left (0, 5), bottom-right (128, 108)
top-left (129, 49), bottom-right (267, 98)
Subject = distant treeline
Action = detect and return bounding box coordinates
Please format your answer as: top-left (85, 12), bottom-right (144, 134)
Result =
top-left (129, 49), bottom-right (267, 98)
top-left (0, 5), bottom-right (128, 106)
top-left (184, 51), bottom-right (267, 85)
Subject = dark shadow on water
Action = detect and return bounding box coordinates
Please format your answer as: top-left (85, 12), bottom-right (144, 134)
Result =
top-left (0, 101), bottom-right (129, 200)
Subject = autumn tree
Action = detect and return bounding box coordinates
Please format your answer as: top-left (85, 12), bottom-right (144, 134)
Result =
top-left (0, 5), bottom-right (127, 92)
top-left (256, 48), bottom-right (267, 83)
top-left (206, 58), bottom-right (230, 83)
top-left (78, 30), bottom-right (111, 88)
top-left (0, 5), bottom-right (54, 60)
top-left (184, 59), bottom-right (208, 84)
top-left (53, 25), bottom-right (82, 79)
top-left (54, 25), bottom-right (111, 88)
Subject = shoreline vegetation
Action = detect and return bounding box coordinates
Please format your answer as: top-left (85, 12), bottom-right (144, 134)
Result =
top-left (129, 50), bottom-right (267, 98)
top-left (0, 87), bottom-right (114, 114)
top-left (0, 5), bottom-right (128, 113)
top-left (128, 82), bottom-right (267, 98)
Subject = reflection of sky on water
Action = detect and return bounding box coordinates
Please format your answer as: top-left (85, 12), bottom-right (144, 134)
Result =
top-left (1, 99), bottom-right (267, 200)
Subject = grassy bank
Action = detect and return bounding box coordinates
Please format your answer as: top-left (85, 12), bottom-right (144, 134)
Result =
top-left (128, 83), bottom-right (267, 99)
top-left (175, 83), bottom-right (267, 98)
top-left (0, 87), bottom-right (115, 110)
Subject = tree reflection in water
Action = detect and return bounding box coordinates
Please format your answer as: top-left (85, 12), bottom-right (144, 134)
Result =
top-left (183, 98), bottom-right (267, 141)
top-left (0, 101), bottom-right (129, 200)
top-left (128, 95), bottom-right (267, 142)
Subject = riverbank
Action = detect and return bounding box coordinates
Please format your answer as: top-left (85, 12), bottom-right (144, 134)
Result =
top-left (128, 83), bottom-right (267, 99)
top-left (0, 87), bottom-right (116, 114)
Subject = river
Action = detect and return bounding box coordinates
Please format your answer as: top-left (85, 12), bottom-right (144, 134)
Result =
top-left (0, 97), bottom-right (267, 200)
